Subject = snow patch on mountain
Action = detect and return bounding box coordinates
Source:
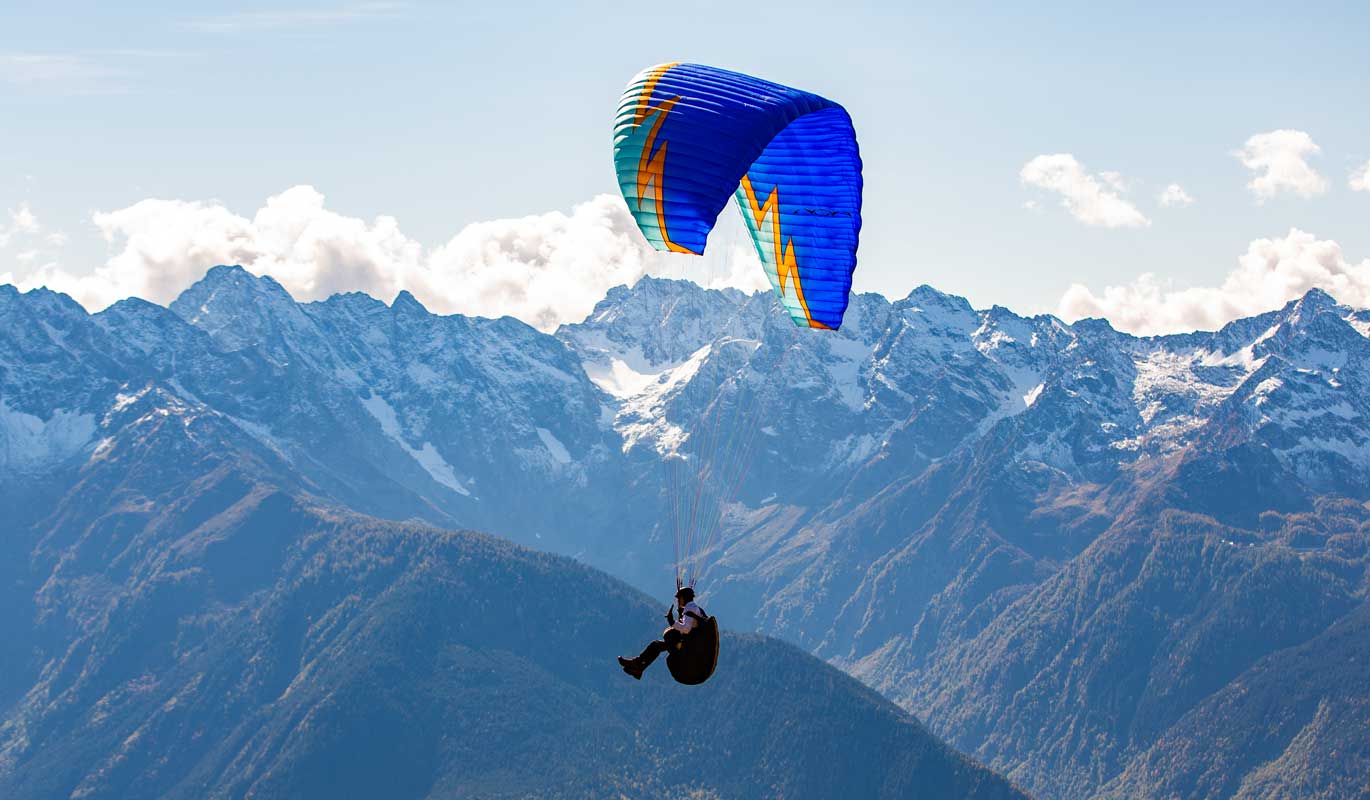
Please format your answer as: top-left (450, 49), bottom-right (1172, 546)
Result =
top-left (410, 444), bottom-right (469, 496)
top-left (536, 427), bottom-right (572, 464)
top-left (111, 390), bottom-right (145, 414)
top-left (361, 393), bottom-right (470, 496)
top-left (972, 312), bottom-right (1040, 357)
top-left (1295, 346), bottom-right (1349, 374)
top-left (833, 433), bottom-right (879, 466)
top-left (1267, 401), bottom-right (1359, 424)
top-left (1015, 430), bottom-right (1075, 472)
top-left (1253, 377), bottom-right (1284, 405)
top-left (967, 310), bottom-right (1055, 428)
top-left (583, 353), bottom-right (670, 399)
top-left (0, 401), bottom-right (96, 474)
top-left (613, 344), bottom-right (712, 454)
top-left (1289, 434), bottom-right (1370, 465)
top-left (1200, 325), bottom-right (1278, 371)
top-left (974, 361), bottom-right (1046, 436)
top-left (228, 415), bottom-right (294, 464)
top-left (1345, 314), bottom-right (1370, 340)
top-left (823, 335), bottom-right (874, 411)
top-left (1129, 340), bottom-right (1269, 450)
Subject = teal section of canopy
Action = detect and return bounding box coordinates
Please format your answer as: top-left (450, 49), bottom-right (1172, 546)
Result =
top-left (613, 63), bottom-right (862, 330)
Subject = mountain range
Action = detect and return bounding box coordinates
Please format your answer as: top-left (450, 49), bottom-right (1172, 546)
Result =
top-left (4, 264), bottom-right (1370, 798)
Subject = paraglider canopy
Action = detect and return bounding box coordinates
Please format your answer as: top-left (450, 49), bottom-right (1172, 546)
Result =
top-left (613, 62), bottom-right (863, 331)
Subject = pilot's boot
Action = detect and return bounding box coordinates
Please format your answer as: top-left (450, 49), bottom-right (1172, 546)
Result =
top-left (618, 656), bottom-right (644, 679)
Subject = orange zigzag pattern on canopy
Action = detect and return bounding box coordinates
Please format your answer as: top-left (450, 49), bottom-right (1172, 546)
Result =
top-left (739, 175), bottom-right (828, 329)
top-left (630, 63), bottom-right (697, 255)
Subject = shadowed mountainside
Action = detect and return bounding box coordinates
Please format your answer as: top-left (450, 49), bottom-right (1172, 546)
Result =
top-left (0, 409), bottom-right (1026, 799)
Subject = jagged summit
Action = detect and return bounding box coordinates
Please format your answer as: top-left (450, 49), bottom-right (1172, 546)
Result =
top-left (98, 294), bottom-right (166, 315)
top-left (1, 283), bottom-right (87, 318)
top-left (166, 265), bottom-right (315, 356)
top-left (177, 263), bottom-right (292, 303)
top-left (1292, 284), bottom-right (1338, 309)
top-left (902, 282), bottom-right (974, 309)
top-left (171, 264), bottom-right (295, 312)
top-left (390, 288), bottom-right (427, 314)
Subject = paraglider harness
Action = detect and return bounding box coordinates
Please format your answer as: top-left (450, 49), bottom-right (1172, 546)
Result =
top-left (665, 606), bottom-right (720, 686)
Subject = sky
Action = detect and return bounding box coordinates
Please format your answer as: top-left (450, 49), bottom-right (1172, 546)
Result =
top-left (2, 0), bottom-right (1369, 334)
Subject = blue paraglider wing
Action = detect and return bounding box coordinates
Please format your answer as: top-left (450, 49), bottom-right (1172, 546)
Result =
top-left (613, 63), bottom-right (862, 330)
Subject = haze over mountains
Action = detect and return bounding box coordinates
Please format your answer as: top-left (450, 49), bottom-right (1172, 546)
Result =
top-left (5, 265), bottom-right (1370, 798)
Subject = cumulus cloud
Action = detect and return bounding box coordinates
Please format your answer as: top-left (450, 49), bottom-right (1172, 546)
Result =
top-left (11, 204), bottom-right (38, 232)
top-left (1234, 130), bottom-right (1328, 201)
top-left (1157, 183), bottom-right (1195, 208)
top-left (1020, 154), bottom-right (1150, 228)
top-left (1099, 171), bottom-right (1129, 192)
top-left (0, 202), bottom-right (42, 247)
top-left (3, 186), bottom-right (767, 331)
top-left (1351, 161), bottom-right (1370, 192)
top-left (1058, 229), bottom-right (1370, 335)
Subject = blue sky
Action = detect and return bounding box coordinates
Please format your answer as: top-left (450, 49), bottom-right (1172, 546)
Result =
top-left (3, 1), bottom-right (1369, 333)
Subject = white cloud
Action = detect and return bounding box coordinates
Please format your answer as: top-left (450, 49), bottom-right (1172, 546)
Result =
top-left (1099, 171), bottom-right (1129, 192)
top-left (11, 204), bottom-right (39, 233)
top-left (3, 186), bottom-right (767, 331)
top-left (1350, 161), bottom-right (1370, 192)
top-left (1020, 154), bottom-right (1150, 228)
top-left (1157, 183), bottom-right (1195, 208)
top-left (1, 202), bottom-right (41, 248)
top-left (1058, 229), bottom-right (1370, 335)
top-left (1234, 130), bottom-right (1327, 201)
